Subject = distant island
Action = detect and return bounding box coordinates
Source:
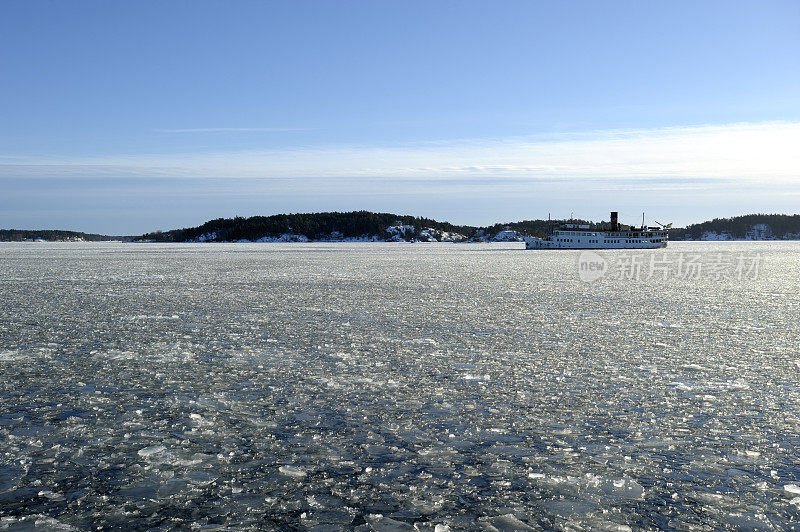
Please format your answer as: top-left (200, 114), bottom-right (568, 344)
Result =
top-left (2, 212), bottom-right (800, 243)
top-left (140, 211), bottom-right (568, 243)
top-left (668, 214), bottom-right (800, 241)
top-left (0, 229), bottom-right (128, 242)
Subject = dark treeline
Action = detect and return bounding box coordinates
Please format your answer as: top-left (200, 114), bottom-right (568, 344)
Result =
top-left (668, 214), bottom-right (800, 240)
top-left (142, 211), bottom-right (481, 242)
top-left (0, 229), bottom-right (126, 242)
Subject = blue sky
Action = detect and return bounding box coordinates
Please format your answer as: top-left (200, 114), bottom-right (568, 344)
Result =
top-left (1, 1), bottom-right (799, 234)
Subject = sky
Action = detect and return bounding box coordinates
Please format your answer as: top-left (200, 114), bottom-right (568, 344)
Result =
top-left (1, 1), bottom-right (799, 234)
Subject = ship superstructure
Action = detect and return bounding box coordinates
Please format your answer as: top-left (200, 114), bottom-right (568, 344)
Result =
top-left (524, 211), bottom-right (669, 249)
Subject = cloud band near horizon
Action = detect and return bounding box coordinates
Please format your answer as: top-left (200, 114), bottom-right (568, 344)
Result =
top-left (1, 122), bottom-right (798, 187)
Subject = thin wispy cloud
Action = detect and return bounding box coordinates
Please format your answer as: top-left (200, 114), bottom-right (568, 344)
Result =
top-left (4, 122), bottom-right (799, 191)
top-left (156, 127), bottom-right (315, 133)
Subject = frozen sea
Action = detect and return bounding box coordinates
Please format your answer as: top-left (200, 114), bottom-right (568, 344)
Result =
top-left (1, 241), bottom-right (799, 530)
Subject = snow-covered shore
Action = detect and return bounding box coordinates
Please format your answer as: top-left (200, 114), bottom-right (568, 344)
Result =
top-left (188, 226), bottom-right (530, 244)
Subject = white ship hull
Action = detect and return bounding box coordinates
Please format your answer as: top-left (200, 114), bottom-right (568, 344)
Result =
top-left (525, 228), bottom-right (668, 250)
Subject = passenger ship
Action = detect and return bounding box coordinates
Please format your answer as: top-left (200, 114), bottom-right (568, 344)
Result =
top-left (524, 211), bottom-right (669, 250)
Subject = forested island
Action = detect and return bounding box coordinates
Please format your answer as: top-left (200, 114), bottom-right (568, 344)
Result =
top-left (3, 212), bottom-right (800, 242)
top-left (138, 211), bottom-right (800, 243)
top-left (139, 211), bottom-right (586, 243)
top-left (667, 214), bottom-right (800, 241)
top-left (0, 229), bottom-right (128, 242)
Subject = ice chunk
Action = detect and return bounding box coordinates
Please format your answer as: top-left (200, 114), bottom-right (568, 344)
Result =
top-left (300, 509), bottom-right (354, 526)
top-left (0, 350), bottom-right (23, 361)
top-left (784, 484), bottom-right (800, 495)
top-left (137, 445), bottom-right (167, 457)
top-left (186, 470), bottom-right (218, 485)
top-left (38, 489), bottom-right (65, 501)
top-left (2, 515), bottom-right (77, 530)
top-left (279, 465), bottom-right (307, 479)
top-left (462, 374), bottom-right (491, 382)
top-left (540, 499), bottom-right (600, 518)
top-left (365, 515), bottom-right (414, 531)
top-left (682, 364), bottom-right (705, 371)
top-left (587, 476), bottom-right (645, 500)
top-left (482, 514), bottom-right (537, 531)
